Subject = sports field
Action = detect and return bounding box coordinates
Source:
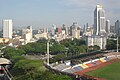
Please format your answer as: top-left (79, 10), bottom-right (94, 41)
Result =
top-left (87, 60), bottom-right (120, 80)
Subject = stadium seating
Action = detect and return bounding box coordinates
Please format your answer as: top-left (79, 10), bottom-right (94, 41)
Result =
top-left (86, 63), bottom-right (95, 67)
top-left (80, 64), bottom-right (88, 69)
top-left (100, 58), bottom-right (106, 62)
top-left (104, 57), bottom-right (109, 61)
top-left (73, 66), bottom-right (83, 71)
top-left (52, 54), bottom-right (112, 75)
top-left (95, 60), bottom-right (103, 64)
top-left (54, 63), bottom-right (71, 71)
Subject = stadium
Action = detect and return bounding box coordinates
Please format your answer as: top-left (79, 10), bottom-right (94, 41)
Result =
top-left (0, 58), bottom-right (12, 80)
top-left (46, 52), bottom-right (120, 80)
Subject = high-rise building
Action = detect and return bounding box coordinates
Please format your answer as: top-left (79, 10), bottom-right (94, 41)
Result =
top-left (62, 24), bottom-right (68, 35)
top-left (83, 25), bottom-right (86, 33)
top-left (70, 22), bottom-right (80, 39)
top-left (86, 23), bottom-right (89, 30)
top-left (83, 26), bottom-right (94, 36)
top-left (56, 27), bottom-right (62, 34)
top-left (115, 20), bottom-right (120, 35)
top-left (3, 19), bottom-right (13, 38)
top-left (106, 20), bottom-right (110, 33)
top-left (22, 26), bottom-right (33, 44)
top-left (94, 5), bottom-right (106, 35)
top-left (51, 24), bottom-right (56, 36)
top-left (83, 23), bottom-right (89, 33)
top-left (110, 25), bottom-right (115, 33)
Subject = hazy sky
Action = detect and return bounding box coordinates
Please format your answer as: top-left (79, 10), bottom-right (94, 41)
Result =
top-left (0, 0), bottom-right (120, 29)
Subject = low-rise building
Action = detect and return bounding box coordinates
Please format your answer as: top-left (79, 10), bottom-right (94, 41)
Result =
top-left (87, 35), bottom-right (107, 49)
top-left (34, 32), bottom-right (48, 40)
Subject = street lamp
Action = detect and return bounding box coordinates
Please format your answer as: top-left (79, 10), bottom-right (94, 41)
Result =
top-left (47, 39), bottom-right (50, 65)
top-left (117, 36), bottom-right (119, 52)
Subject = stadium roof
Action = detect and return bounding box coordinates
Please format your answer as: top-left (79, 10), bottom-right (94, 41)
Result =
top-left (0, 58), bottom-right (11, 65)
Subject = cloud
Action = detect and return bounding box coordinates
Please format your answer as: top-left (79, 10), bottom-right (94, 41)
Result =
top-left (61, 0), bottom-right (120, 12)
top-left (61, 0), bottom-right (100, 7)
top-left (61, 0), bottom-right (120, 7)
top-left (60, 0), bottom-right (120, 25)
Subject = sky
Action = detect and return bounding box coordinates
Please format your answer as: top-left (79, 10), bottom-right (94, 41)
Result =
top-left (0, 0), bottom-right (120, 29)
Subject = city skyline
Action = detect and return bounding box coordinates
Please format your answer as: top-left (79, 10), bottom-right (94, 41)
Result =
top-left (0, 0), bottom-right (120, 29)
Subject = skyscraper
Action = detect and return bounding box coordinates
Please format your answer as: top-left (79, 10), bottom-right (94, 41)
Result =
top-left (62, 24), bottom-right (68, 35)
top-left (86, 23), bottom-right (89, 29)
top-left (22, 26), bottom-right (33, 44)
top-left (70, 22), bottom-right (80, 39)
top-left (51, 24), bottom-right (56, 36)
top-left (115, 20), bottom-right (120, 35)
top-left (3, 19), bottom-right (13, 38)
top-left (94, 5), bottom-right (106, 35)
top-left (106, 20), bottom-right (110, 33)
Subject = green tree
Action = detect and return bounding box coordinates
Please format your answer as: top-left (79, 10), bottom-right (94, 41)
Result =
top-left (50, 43), bottom-right (65, 54)
top-left (37, 38), bottom-right (47, 43)
top-left (40, 71), bottom-right (73, 80)
top-left (106, 39), bottom-right (116, 50)
top-left (19, 44), bottom-right (34, 54)
top-left (3, 46), bottom-right (21, 59)
top-left (51, 54), bottom-right (66, 62)
top-left (28, 43), bottom-right (46, 55)
top-left (60, 39), bottom-right (87, 55)
top-left (93, 45), bottom-right (100, 50)
top-left (12, 59), bottom-right (44, 80)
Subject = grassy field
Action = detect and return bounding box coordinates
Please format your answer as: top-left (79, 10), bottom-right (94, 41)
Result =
top-left (87, 61), bottom-right (120, 80)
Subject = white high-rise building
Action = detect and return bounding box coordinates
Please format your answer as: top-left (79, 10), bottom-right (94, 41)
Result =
top-left (3, 19), bottom-right (13, 38)
top-left (94, 5), bottom-right (106, 35)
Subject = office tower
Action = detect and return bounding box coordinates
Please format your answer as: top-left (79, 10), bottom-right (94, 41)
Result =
top-left (86, 23), bottom-right (89, 28)
top-left (43, 28), bottom-right (48, 33)
top-left (83, 25), bottom-right (86, 33)
top-left (70, 22), bottom-right (80, 39)
top-left (56, 27), bottom-right (62, 34)
top-left (65, 25), bottom-right (69, 35)
top-left (62, 24), bottom-right (68, 35)
top-left (3, 19), bottom-right (13, 38)
top-left (27, 26), bottom-right (33, 39)
top-left (70, 22), bottom-right (77, 36)
top-left (115, 20), bottom-right (120, 35)
top-left (110, 25), bottom-right (115, 33)
top-left (51, 24), bottom-right (56, 36)
top-left (22, 26), bottom-right (33, 44)
top-left (62, 24), bottom-right (66, 31)
top-left (94, 5), bottom-right (106, 35)
top-left (106, 20), bottom-right (110, 33)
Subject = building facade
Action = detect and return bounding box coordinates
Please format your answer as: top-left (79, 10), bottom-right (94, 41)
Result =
top-left (115, 20), bottom-right (120, 35)
top-left (87, 35), bottom-right (107, 49)
top-left (22, 26), bottom-right (33, 44)
top-left (70, 23), bottom-right (80, 39)
top-left (3, 19), bottom-right (13, 39)
top-left (106, 20), bottom-right (110, 33)
top-left (94, 5), bottom-right (106, 35)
